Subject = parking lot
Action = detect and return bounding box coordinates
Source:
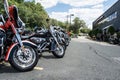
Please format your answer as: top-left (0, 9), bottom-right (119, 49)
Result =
top-left (1, 37), bottom-right (120, 80)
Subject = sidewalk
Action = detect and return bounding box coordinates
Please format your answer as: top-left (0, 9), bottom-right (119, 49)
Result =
top-left (73, 36), bottom-right (116, 47)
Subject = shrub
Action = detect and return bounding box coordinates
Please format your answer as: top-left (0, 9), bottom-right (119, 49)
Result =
top-left (117, 31), bottom-right (120, 38)
top-left (108, 26), bottom-right (115, 35)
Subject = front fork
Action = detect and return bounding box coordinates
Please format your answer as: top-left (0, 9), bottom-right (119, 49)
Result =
top-left (52, 35), bottom-right (60, 47)
top-left (11, 24), bottom-right (24, 51)
top-left (15, 34), bottom-right (27, 54)
top-left (15, 33), bottom-right (22, 46)
top-left (51, 40), bottom-right (56, 51)
top-left (51, 36), bottom-right (61, 51)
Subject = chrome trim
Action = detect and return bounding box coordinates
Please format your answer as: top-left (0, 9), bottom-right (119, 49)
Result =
top-left (0, 28), bottom-right (5, 32)
top-left (0, 38), bottom-right (3, 46)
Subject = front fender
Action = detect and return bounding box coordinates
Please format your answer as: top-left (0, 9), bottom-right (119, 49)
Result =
top-left (5, 40), bottom-right (37, 61)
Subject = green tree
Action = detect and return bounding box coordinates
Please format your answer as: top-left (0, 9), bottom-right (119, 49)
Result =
top-left (50, 19), bottom-right (58, 26)
top-left (50, 18), bottom-right (66, 29)
top-left (0, 0), bottom-right (4, 14)
top-left (57, 21), bottom-right (66, 29)
top-left (80, 28), bottom-right (91, 34)
top-left (15, 0), bottom-right (24, 3)
top-left (69, 17), bottom-right (87, 34)
top-left (4, 0), bottom-right (48, 29)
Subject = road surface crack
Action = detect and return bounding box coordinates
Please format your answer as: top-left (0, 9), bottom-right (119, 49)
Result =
top-left (88, 44), bottom-right (112, 62)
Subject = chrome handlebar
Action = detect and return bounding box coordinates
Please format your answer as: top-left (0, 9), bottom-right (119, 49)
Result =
top-left (3, 0), bottom-right (10, 18)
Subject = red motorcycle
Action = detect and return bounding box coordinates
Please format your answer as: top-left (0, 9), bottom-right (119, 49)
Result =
top-left (0, 0), bottom-right (39, 71)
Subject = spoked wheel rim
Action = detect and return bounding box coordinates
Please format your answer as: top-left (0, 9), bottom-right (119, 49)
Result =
top-left (13, 46), bottom-right (36, 68)
top-left (54, 45), bottom-right (64, 56)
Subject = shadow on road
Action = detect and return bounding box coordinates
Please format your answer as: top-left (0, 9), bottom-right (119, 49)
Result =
top-left (42, 55), bottom-right (58, 59)
top-left (0, 63), bottom-right (18, 73)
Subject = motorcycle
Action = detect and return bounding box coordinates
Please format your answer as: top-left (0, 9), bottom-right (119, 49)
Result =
top-left (22, 26), bottom-right (66, 58)
top-left (56, 27), bottom-right (70, 46)
top-left (0, 0), bottom-right (39, 71)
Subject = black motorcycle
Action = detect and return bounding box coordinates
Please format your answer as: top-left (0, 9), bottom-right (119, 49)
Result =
top-left (22, 26), bottom-right (66, 58)
top-left (56, 27), bottom-right (70, 46)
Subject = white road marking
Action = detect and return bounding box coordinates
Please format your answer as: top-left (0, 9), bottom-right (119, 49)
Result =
top-left (34, 67), bottom-right (44, 71)
top-left (0, 62), bottom-right (10, 66)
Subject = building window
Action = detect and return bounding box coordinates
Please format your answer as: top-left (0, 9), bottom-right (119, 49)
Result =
top-left (108, 12), bottom-right (117, 21)
top-left (98, 11), bottom-right (117, 25)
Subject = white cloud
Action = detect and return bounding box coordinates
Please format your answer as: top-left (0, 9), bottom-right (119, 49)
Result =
top-left (92, 4), bottom-right (104, 9)
top-left (50, 12), bottom-right (68, 21)
top-left (35, 0), bottom-right (107, 8)
top-left (35, 0), bottom-right (107, 29)
top-left (60, 0), bottom-right (107, 7)
top-left (35, 0), bottom-right (59, 8)
top-left (50, 8), bottom-right (103, 29)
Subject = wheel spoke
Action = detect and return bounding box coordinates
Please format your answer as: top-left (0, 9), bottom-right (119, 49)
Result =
top-left (13, 46), bottom-right (36, 68)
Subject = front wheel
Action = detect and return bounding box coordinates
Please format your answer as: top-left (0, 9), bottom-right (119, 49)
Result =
top-left (9, 44), bottom-right (39, 72)
top-left (52, 44), bottom-right (65, 58)
top-left (65, 40), bottom-right (69, 46)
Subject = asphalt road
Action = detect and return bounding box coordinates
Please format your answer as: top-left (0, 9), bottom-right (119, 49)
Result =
top-left (1, 36), bottom-right (120, 80)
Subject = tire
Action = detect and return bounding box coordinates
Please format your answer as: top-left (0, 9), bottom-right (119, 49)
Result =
top-left (52, 44), bottom-right (65, 58)
top-left (65, 40), bottom-right (69, 46)
top-left (9, 44), bottom-right (39, 72)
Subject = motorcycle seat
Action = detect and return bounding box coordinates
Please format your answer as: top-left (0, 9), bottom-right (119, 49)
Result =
top-left (10, 5), bottom-right (25, 29)
top-left (21, 35), bottom-right (31, 40)
top-left (32, 32), bottom-right (48, 38)
top-left (21, 32), bottom-right (47, 40)
top-left (21, 34), bottom-right (35, 40)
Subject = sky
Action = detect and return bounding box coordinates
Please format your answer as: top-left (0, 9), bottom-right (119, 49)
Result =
top-left (30, 0), bottom-right (118, 29)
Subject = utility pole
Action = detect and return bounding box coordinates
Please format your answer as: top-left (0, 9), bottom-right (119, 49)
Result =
top-left (66, 14), bottom-right (74, 31)
top-left (70, 14), bottom-right (74, 27)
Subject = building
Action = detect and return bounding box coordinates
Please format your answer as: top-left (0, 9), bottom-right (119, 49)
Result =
top-left (93, 0), bottom-right (120, 33)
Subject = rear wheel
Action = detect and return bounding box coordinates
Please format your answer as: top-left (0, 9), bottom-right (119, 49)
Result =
top-left (9, 45), bottom-right (38, 72)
